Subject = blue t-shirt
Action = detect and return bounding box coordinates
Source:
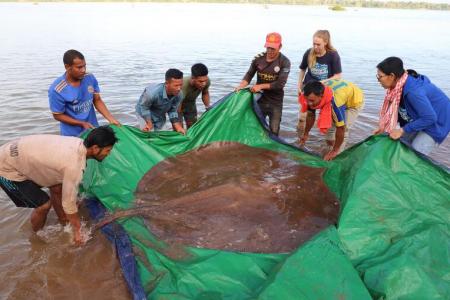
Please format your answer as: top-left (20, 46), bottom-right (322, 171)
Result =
top-left (299, 49), bottom-right (342, 84)
top-left (48, 73), bottom-right (100, 136)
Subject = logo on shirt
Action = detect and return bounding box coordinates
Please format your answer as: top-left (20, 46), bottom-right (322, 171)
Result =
top-left (274, 66), bottom-right (280, 73)
top-left (88, 85), bottom-right (94, 93)
top-left (72, 99), bottom-right (93, 114)
top-left (398, 107), bottom-right (412, 123)
top-left (310, 63), bottom-right (329, 81)
top-left (9, 142), bottom-right (18, 157)
top-left (259, 72), bottom-right (277, 82)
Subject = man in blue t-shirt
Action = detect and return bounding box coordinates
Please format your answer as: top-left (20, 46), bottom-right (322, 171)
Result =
top-left (48, 49), bottom-right (120, 136)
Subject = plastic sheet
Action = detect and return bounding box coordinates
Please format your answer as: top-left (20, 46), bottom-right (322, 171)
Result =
top-left (82, 90), bottom-right (449, 299)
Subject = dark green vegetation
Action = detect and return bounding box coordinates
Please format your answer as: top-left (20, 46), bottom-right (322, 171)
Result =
top-left (330, 4), bottom-right (346, 10)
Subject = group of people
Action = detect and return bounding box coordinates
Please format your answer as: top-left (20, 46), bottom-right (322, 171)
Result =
top-left (0, 30), bottom-right (449, 244)
top-left (135, 63), bottom-right (211, 134)
top-left (0, 50), bottom-right (123, 245)
top-left (49, 36), bottom-right (450, 160)
top-left (236, 30), bottom-right (449, 160)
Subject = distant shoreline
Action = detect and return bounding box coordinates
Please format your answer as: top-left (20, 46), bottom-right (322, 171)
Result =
top-left (2, 0), bottom-right (450, 11)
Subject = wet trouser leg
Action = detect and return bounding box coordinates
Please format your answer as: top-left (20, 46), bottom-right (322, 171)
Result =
top-left (268, 105), bottom-right (282, 136)
top-left (325, 107), bottom-right (361, 153)
top-left (402, 131), bottom-right (438, 155)
top-left (258, 101), bottom-right (282, 136)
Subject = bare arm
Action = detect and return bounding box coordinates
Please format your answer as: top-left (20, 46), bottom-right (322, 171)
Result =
top-left (298, 69), bottom-right (306, 93)
top-left (250, 83), bottom-right (271, 93)
top-left (142, 119), bottom-right (153, 132)
top-left (235, 80), bottom-right (249, 91)
top-left (298, 49), bottom-right (310, 91)
top-left (52, 113), bottom-right (94, 129)
top-left (202, 89), bottom-right (210, 108)
top-left (322, 73), bottom-right (342, 83)
top-left (66, 212), bottom-right (83, 245)
top-left (300, 111), bottom-right (316, 145)
top-left (333, 126), bottom-right (345, 151)
top-left (93, 93), bottom-right (120, 126)
top-left (168, 95), bottom-right (186, 135)
top-left (61, 164), bottom-right (84, 245)
top-left (172, 122), bottom-right (186, 135)
top-left (324, 125), bottom-right (345, 161)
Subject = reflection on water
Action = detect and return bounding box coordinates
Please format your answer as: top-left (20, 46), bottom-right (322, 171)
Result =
top-left (0, 2), bottom-right (449, 298)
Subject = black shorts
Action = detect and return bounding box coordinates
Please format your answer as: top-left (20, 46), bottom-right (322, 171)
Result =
top-left (0, 176), bottom-right (49, 208)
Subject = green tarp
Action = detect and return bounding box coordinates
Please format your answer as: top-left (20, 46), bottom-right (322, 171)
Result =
top-left (82, 90), bottom-right (449, 299)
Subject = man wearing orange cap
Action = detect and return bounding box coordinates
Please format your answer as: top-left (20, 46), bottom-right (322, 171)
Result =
top-left (235, 32), bottom-right (291, 136)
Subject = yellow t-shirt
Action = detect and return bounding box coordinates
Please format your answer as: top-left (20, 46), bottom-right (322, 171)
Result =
top-left (324, 79), bottom-right (364, 109)
top-left (321, 79), bottom-right (364, 127)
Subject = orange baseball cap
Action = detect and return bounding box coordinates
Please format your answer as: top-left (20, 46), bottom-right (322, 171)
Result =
top-left (264, 32), bottom-right (282, 49)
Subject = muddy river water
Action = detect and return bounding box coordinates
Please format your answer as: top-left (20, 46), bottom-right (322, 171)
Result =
top-left (0, 3), bottom-right (448, 299)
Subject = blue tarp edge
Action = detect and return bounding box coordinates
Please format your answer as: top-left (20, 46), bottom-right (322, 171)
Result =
top-left (85, 197), bottom-right (147, 300)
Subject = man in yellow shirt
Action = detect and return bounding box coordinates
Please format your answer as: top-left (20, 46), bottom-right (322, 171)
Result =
top-left (299, 79), bottom-right (364, 160)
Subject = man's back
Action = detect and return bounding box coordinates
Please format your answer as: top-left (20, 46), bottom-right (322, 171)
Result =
top-left (325, 79), bottom-right (364, 109)
top-left (0, 135), bottom-right (86, 187)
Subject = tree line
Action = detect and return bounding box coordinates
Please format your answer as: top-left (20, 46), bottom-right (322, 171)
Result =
top-left (8, 0), bottom-right (450, 11)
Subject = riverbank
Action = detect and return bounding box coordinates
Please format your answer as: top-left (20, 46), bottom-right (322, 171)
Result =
top-left (2, 0), bottom-right (450, 11)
